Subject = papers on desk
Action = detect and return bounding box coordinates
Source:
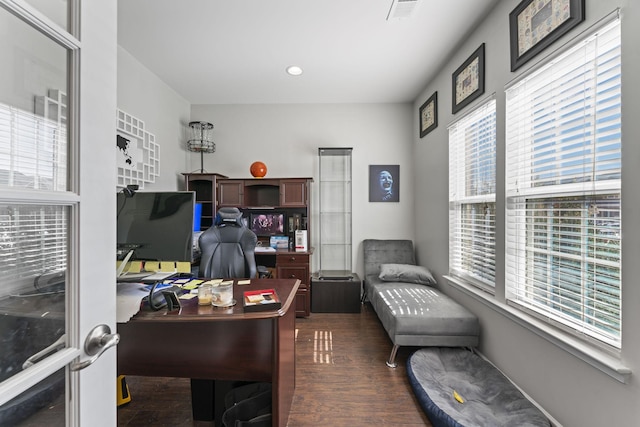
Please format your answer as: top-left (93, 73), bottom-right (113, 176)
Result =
top-left (117, 278), bottom-right (253, 321)
top-left (255, 246), bottom-right (276, 253)
top-left (141, 271), bottom-right (178, 281)
top-left (116, 283), bottom-right (150, 322)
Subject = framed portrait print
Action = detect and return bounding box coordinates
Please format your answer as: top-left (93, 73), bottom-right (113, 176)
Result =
top-left (452, 44), bottom-right (485, 114)
top-left (419, 91), bottom-right (438, 138)
top-left (369, 165), bottom-right (399, 203)
top-left (509, 0), bottom-right (585, 71)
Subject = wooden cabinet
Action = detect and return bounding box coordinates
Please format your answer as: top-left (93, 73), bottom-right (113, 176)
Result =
top-left (280, 179), bottom-right (308, 207)
top-left (276, 252), bottom-right (310, 317)
top-left (216, 178), bottom-right (311, 209)
top-left (216, 177), bottom-right (312, 246)
top-left (188, 174), bottom-right (314, 317)
top-left (217, 180), bottom-right (244, 207)
top-left (254, 250), bottom-right (312, 318)
top-left (182, 173), bottom-right (228, 230)
top-left (311, 273), bottom-right (361, 313)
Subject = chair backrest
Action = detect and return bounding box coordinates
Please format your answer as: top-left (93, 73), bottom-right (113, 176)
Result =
top-left (198, 207), bottom-right (257, 278)
top-left (363, 239), bottom-right (416, 278)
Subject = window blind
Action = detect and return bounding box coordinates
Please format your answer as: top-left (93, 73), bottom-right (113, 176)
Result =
top-left (0, 204), bottom-right (68, 285)
top-left (505, 19), bottom-right (621, 347)
top-left (449, 98), bottom-right (496, 287)
top-left (0, 103), bottom-right (67, 191)
top-left (0, 103), bottom-right (69, 290)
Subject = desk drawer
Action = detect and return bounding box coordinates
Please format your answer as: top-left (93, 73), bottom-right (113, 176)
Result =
top-left (277, 266), bottom-right (308, 281)
top-left (276, 253), bottom-right (309, 265)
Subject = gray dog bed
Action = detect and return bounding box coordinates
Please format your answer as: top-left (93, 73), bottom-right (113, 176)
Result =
top-left (407, 348), bottom-right (550, 427)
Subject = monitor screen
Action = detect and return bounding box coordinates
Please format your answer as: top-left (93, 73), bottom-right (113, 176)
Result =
top-left (194, 202), bottom-right (202, 232)
top-left (250, 212), bottom-right (284, 236)
top-left (116, 191), bottom-right (194, 262)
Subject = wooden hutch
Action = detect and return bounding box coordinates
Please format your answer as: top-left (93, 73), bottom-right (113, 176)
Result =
top-left (183, 173), bottom-right (313, 317)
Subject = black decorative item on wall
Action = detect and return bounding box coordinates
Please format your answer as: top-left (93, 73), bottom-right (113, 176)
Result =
top-left (419, 91), bottom-right (437, 138)
top-left (369, 165), bottom-right (399, 203)
top-left (509, 0), bottom-right (585, 72)
top-left (452, 44), bottom-right (485, 114)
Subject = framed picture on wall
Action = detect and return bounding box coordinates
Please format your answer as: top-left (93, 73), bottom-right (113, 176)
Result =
top-left (369, 165), bottom-right (399, 203)
top-left (509, 0), bottom-right (585, 72)
top-left (452, 44), bottom-right (485, 114)
top-left (419, 91), bottom-right (438, 138)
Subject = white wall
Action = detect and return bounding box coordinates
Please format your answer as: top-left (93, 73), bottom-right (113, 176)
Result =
top-left (117, 47), bottom-right (191, 191)
top-left (116, 48), bottom-right (416, 276)
top-left (190, 103), bottom-right (415, 274)
top-left (0, 10), bottom-right (66, 113)
top-left (413, 0), bottom-right (640, 426)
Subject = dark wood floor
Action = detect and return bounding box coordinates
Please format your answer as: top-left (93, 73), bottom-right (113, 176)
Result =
top-left (117, 303), bottom-right (431, 426)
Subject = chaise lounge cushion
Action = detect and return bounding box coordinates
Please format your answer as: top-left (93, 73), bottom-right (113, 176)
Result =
top-left (407, 347), bottom-right (550, 427)
top-left (379, 263), bottom-right (436, 286)
top-left (367, 276), bottom-right (479, 347)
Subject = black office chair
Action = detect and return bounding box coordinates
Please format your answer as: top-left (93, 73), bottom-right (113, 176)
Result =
top-left (198, 207), bottom-right (258, 278)
top-left (195, 207), bottom-right (268, 423)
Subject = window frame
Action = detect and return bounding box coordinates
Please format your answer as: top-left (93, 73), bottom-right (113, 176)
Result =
top-left (448, 97), bottom-right (497, 290)
top-left (505, 18), bottom-right (622, 348)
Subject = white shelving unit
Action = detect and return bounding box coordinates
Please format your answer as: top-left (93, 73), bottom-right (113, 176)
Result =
top-left (318, 147), bottom-right (353, 272)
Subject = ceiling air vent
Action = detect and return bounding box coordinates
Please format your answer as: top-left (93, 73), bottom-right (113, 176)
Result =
top-left (386, 0), bottom-right (420, 21)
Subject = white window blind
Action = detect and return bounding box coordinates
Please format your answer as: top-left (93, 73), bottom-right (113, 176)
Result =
top-left (505, 19), bottom-right (621, 347)
top-left (449, 98), bottom-right (496, 287)
top-left (0, 102), bottom-right (68, 291)
top-left (0, 204), bottom-right (68, 285)
top-left (0, 103), bottom-right (67, 190)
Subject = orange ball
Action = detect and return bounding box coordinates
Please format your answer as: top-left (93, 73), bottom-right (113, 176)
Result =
top-left (250, 161), bottom-right (267, 178)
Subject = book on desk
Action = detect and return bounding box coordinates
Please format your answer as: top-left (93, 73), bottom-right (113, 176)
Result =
top-left (243, 288), bottom-right (281, 312)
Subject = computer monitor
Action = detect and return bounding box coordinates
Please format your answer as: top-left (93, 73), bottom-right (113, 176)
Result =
top-left (116, 191), bottom-right (195, 262)
top-left (249, 212), bottom-right (284, 237)
top-left (194, 202), bottom-right (202, 232)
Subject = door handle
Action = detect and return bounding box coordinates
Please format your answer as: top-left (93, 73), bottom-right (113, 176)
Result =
top-left (70, 324), bottom-right (120, 371)
top-left (23, 334), bottom-right (67, 369)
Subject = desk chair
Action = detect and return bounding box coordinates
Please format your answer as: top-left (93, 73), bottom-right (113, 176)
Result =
top-left (198, 207), bottom-right (258, 278)
top-left (195, 207), bottom-right (268, 423)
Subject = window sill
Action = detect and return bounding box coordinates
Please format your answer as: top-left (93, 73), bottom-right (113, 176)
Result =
top-left (444, 275), bottom-right (632, 384)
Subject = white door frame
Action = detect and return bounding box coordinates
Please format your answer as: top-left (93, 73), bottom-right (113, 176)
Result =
top-left (0, 1), bottom-right (118, 425)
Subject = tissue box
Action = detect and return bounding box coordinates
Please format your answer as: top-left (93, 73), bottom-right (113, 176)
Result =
top-left (270, 235), bottom-right (289, 249)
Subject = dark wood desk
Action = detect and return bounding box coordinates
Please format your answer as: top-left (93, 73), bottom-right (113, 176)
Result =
top-left (255, 248), bottom-right (313, 318)
top-left (117, 278), bottom-right (300, 427)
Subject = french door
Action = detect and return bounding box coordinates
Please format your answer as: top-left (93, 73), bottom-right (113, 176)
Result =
top-left (0, 1), bottom-right (117, 425)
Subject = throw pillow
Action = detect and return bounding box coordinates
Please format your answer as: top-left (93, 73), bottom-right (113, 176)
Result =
top-left (379, 263), bottom-right (436, 286)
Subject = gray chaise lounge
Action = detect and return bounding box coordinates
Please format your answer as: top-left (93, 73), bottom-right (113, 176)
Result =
top-left (362, 239), bottom-right (480, 367)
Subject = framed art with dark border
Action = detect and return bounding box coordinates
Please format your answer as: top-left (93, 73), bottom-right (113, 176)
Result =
top-left (452, 44), bottom-right (485, 114)
top-left (419, 91), bottom-right (438, 138)
top-left (369, 165), bottom-right (399, 203)
top-left (509, 0), bottom-right (585, 72)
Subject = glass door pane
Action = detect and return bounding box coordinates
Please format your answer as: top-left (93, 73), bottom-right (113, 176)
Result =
top-left (0, 4), bottom-right (72, 426)
top-left (0, 8), bottom-right (69, 192)
top-left (22, 0), bottom-right (69, 32)
top-left (318, 148), bottom-right (353, 272)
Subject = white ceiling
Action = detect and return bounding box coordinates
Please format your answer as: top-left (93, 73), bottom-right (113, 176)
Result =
top-left (117, 0), bottom-right (499, 105)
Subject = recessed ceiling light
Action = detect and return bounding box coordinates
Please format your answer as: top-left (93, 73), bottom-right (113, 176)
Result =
top-left (286, 65), bottom-right (303, 76)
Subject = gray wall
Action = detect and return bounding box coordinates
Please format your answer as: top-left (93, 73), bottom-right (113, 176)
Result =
top-left (116, 0), bottom-right (640, 423)
top-left (117, 47), bottom-right (192, 191)
top-left (413, 0), bottom-right (639, 425)
top-left (117, 53), bottom-right (419, 275)
top-left (190, 103), bottom-right (416, 273)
